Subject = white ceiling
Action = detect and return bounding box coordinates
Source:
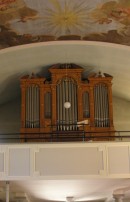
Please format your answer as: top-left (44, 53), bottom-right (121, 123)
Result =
top-left (1, 179), bottom-right (130, 202)
top-left (1, 40), bottom-right (130, 202)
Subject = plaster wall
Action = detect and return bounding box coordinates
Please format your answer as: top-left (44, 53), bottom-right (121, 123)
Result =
top-left (0, 98), bottom-right (20, 142)
top-left (113, 96), bottom-right (130, 131)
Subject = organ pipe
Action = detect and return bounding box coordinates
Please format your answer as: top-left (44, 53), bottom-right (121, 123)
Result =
top-left (94, 83), bottom-right (110, 127)
top-left (56, 77), bottom-right (78, 131)
top-left (25, 85), bottom-right (40, 128)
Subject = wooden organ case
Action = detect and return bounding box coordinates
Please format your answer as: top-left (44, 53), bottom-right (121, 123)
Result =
top-left (20, 64), bottom-right (115, 141)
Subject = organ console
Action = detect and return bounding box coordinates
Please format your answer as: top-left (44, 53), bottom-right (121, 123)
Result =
top-left (20, 63), bottom-right (115, 142)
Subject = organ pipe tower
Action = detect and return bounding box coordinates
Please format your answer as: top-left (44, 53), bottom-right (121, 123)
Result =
top-left (20, 63), bottom-right (115, 141)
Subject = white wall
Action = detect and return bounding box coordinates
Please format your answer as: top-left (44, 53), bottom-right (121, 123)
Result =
top-left (0, 98), bottom-right (20, 142)
top-left (113, 96), bottom-right (130, 131)
top-left (0, 98), bottom-right (20, 134)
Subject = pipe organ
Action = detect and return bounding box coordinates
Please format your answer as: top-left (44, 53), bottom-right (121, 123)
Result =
top-left (20, 64), bottom-right (115, 141)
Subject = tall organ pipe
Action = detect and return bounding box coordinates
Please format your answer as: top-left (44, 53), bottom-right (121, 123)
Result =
top-left (69, 80), bottom-right (72, 130)
top-left (105, 86), bottom-right (109, 126)
top-left (74, 83), bottom-right (77, 130)
top-left (102, 85), bottom-right (105, 127)
top-left (56, 77), bottom-right (77, 131)
top-left (94, 83), bottom-right (109, 127)
top-left (99, 84), bottom-right (103, 127)
top-left (25, 85), bottom-right (40, 128)
top-left (71, 83), bottom-right (75, 130)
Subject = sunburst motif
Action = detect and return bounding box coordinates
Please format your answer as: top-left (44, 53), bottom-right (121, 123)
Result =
top-left (42, 0), bottom-right (92, 36)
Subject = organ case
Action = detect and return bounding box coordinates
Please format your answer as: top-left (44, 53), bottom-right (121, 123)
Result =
top-left (20, 64), bottom-right (115, 141)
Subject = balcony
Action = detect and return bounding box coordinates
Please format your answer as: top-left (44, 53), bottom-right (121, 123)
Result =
top-left (0, 133), bottom-right (130, 180)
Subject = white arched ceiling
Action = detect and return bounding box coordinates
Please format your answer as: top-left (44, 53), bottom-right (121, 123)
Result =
top-left (0, 41), bottom-right (130, 105)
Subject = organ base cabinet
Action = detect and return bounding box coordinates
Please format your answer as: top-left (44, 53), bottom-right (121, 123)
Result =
top-left (20, 64), bottom-right (115, 142)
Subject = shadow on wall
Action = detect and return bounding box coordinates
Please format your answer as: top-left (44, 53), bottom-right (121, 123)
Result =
top-left (0, 73), bottom-right (21, 105)
top-left (0, 98), bottom-right (21, 143)
top-left (113, 96), bottom-right (130, 131)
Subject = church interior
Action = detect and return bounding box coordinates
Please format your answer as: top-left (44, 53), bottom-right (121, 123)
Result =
top-left (1, 0), bottom-right (130, 202)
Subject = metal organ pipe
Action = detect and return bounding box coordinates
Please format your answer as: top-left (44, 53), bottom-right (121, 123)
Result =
top-left (94, 83), bottom-right (110, 127)
top-left (69, 80), bottom-right (72, 130)
top-left (65, 80), bottom-right (68, 130)
top-left (25, 88), bottom-right (28, 127)
top-left (94, 85), bottom-right (99, 127)
top-left (56, 78), bottom-right (78, 131)
top-left (105, 86), bottom-right (109, 126)
top-left (71, 82), bottom-right (74, 130)
top-left (63, 81), bottom-right (65, 130)
top-left (35, 86), bottom-right (39, 127)
top-left (25, 85), bottom-right (40, 128)
top-left (56, 85), bottom-right (59, 130)
top-left (102, 85), bottom-right (105, 127)
top-left (94, 85), bottom-right (97, 126)
top-left (99, 84), bottom-right (103, 127)
top-left (68, 80), bottom-right (70, 129)
top-left (98, 84), bottom-right (102, 127)
top-left (74, 83), bottom-right (78, 130)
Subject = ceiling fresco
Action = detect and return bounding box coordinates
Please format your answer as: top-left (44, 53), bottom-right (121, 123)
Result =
top-left (1, 0), bottom-right (130, 49)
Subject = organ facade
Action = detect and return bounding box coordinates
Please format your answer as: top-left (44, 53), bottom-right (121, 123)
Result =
top-left (20, 63), bottom-right (115, 141)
